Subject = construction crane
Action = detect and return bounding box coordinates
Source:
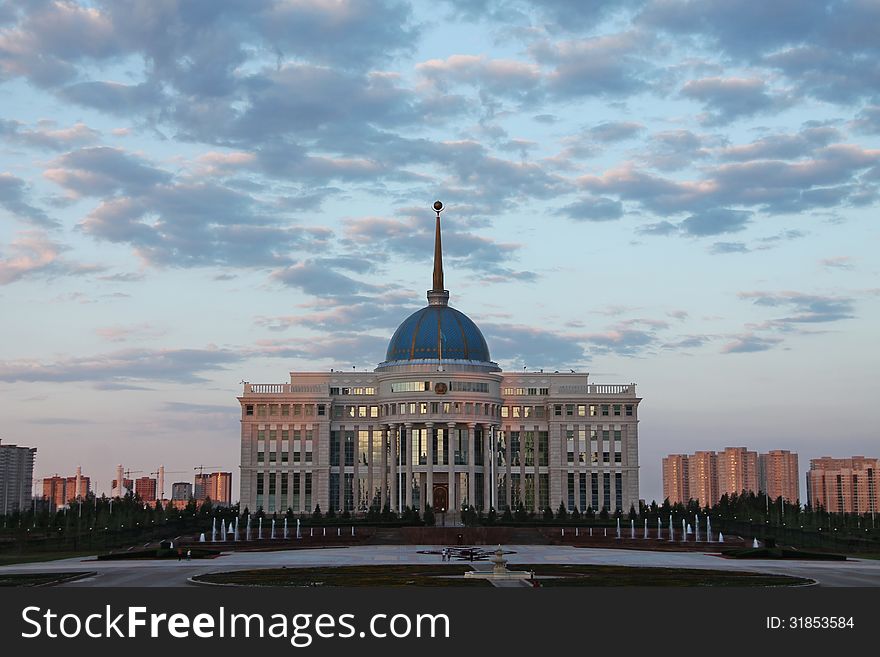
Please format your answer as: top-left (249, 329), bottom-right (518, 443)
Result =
top-left (194, 465), bottom-right (220, 478)
top-left (150, 467), bottom-right (188, 501)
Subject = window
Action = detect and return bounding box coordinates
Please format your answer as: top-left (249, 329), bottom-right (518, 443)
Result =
top-left (391, 381), bottom-right (431, 392)
top-left (566, 430), bottom-right (574, 464)
top-left (332, 406), bottom-right (343, 419)
top-left (370, 406), bottom-right (379, 418)
top-left (535, 406), bottom-right (545, 418)
top-left (269, 452), bottom-right (276, 463)
top-left (281, 429), bottom-right (289, 441)
top-left (554, 404), bottom-right (562, 417)
top-left (524, 431), bottom-right (534, 466)
top-left (245, 405), bottom-right (254, 416)
top-left (256, 473), bottom-right (264, 496)
top-left (589, 404), bottom-right (597, 417)
top-left (257, 404), bottom-right (267, 417)
top-left (565, 404), bottom-right (574, 416)
top-left (344, 431), bottom-right (354, 466)
top-left (527, 387), bottom-right (537, 395)
top-left (257, 429), bottom-right (266, 441)
top-left (330, 431), bottom-right (340, 467)
top-left (603, 473), bottom-right (611, 511)
top-left (450, 381), bottom-right (488, 393)
top-left (304, 473), bottom-right (312, 511)
top-left (420, 402), bottom-right (428, 414)
top-left (317, 404), bottom-right (325, 416)
top-left (568, 473), bottom-right (575, 510)
top-left (501, 406), bottom-right (509, 418)
top-left (293, 404), bottom-right (301, 416)
top-left (591, 473), bottom-right (598, 511)
top-left (330, 387), bottom-right (339, 395)
top-left (269, 429), bottom-right (276, 441)
top-left (615, 473), bottom-right (622, 512)
top-left (257, 451), bottom-right (264, 463)
top-left (601, 404), bottom-right (610, 416)
top-left (512, 406), bottom-right (521, 418)
top-left (270, 404), bottom-right (279, 416)
top-left (577, 404), bottom-right (586, 417)
top-left (293, 474), bottom-right (300, 510)
top-left (625, 404), bottom-right (634, 417)
top-left (579, 474), bottom-right (587, 512)
top-left (358, 406), bottom-right (367, 418)
top-left (510, 431), bottom-right (521, 466)
top-left (613, 404), bottom-right (621, 416)
top-left (538, 431), bottom-right (548, 466)
top-left (539, 388), bottom-right (549, 395)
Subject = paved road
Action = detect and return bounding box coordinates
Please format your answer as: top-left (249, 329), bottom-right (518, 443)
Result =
top-left (1, 545), bottom-right (878, 587)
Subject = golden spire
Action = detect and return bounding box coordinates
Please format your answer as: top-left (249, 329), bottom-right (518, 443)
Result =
top-left (427, 200), bottom-right (449, 306)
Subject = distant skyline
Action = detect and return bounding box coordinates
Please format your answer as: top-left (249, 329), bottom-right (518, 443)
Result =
top-left (1, 1), bottom-right (878, 502)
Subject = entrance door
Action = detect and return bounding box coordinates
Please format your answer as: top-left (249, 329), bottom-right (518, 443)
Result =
top-left (433, 485), bottom-right (448, 512)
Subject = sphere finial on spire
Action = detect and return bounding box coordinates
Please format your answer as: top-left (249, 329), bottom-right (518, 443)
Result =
top-left (428, 200), bottom-right (449, 306)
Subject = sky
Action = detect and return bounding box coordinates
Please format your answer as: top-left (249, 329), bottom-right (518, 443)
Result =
top-left (0, 0), bottom-right (878, 503)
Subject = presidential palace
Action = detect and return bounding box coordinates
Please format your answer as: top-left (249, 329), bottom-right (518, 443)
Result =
top-left (238, 202), bottom-right (641, 519)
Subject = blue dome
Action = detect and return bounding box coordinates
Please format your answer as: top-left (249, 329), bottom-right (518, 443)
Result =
top-left (385, 305), bottom-right (491, 363)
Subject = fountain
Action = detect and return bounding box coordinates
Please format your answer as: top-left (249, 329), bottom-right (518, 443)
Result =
top-left (270, 518), bottom-right (275, 540)
top-left (668, 516), bottom-right (674, 541)
top-left (246, 515), bottom-right (251, 542)
top-left (296, 518), bottom-right (301, 539)
top-left (211, 518), bottom-right (217, 542)
top-left (589, 527), bottom-right (592, 537)
top-left (707, 516), bottom-right (713, 542)
top-left (719, 532), bottom-right (724, 543)
top-left (337, 527), bottom-right (341, 537)
top-left (234, 517), bottom-right (239, 542)
top-left (616, 518), bottom-right (621, 539)
top-left (576, 527), bottom-right (579, 537)
top-left (644, 518), bottom-right (648, 539)
top-left (686, 522), bottom-right (692, 535)
top-left (351, 526), bottom-right (355, 537)
top-left (681, 518), bottom-right (686, 541)
top-left (695, 516), bottom-right (700, 542)
top-left (199, 532), bottom-right (206, 542)
top-left (464, 545), bottom-right (531, 581)
top-left (283, 518), bottom-right (288, 540)
top-left (752, 537), bottom-right (759, 548)
top-left (258, 517), bottom-right (263, 540)
top-left (221, 518), bottom-right (227, 539)
top-left (630, 518), bottom-right (635, 539)
top-left (657, 517), bottom-right (662, 540)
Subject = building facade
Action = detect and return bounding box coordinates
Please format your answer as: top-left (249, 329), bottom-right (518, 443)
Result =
top-left (717, 447), bottom-right (758, 499)
top-left (661, 454), bottom-right (689, 505)
top-left (171, 482), bottom-right (193, 501)
top-left (42, 470), bottom-right (90, 509)
top-left (135, 476), bottom-right (157, 503)
top-left (688, 451), bottom-right (718, 507)
top-left (238, 203), bottom-right (641, 517)
top-left (0, 441), bottom-right (37, 515)
top-left (758, 450), bottom-right (799, 503)
top-left (198, 471), bottom-right (233, 506)
top-left (806, 456), bottom-right (878, 514)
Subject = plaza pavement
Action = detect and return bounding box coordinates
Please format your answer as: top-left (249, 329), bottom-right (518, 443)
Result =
top-left (1, 545), bottom-right (878, 587)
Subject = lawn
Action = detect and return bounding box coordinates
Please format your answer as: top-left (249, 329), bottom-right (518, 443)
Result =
top-left (0, 551), bottom-right (97, 566)
top-left (510, 564), bottom-right (811, 587)
top-left (0, 571), bottom-right (96, 587)
top-left (194, 564), bottom-right (491, 587)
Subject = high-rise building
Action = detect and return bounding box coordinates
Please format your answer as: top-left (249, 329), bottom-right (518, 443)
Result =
top-left (806, 456), bottom-right (879, 515)
top-left (717, 447), bottom-right (758, 499)
top-left (688, 451), bottom-right (718, 507)
top-left (662, 454), bottom-right (689, 504)
top-left (237, 203), bottom-right (642, 516)
top-left (197, 472), bottom-right (233, 506)
top-left (134, 476), bottom-right (157, 502)
top-left (42, 472), bottom-right (91, 508)
top-left (0, 440), bottom-right (37, 514)
top-left (758, 450), bottom-right (800, 503)
top-left (171, 482), bottom-right (192, 500)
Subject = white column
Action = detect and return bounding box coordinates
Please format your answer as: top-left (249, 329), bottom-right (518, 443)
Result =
top-left (404, 424), bottom-right (413, 509)
top-left (389, 425), bottom-right (398, 512)
top-left (380, 426), bottom-right (388, 511)
top-left (426, 423), bottom-right (434, 514)
top-left (484, 425), bottom-right (492, 510)
top-left (448, 422), bottom-right (456, 514)
top-left (467, 423), bottom-right (476, 508)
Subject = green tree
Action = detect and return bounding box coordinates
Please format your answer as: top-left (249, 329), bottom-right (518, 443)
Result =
top-left (423, 504), bottom-right (435, 526)
top-left (556, 502), bottom-right (568, 521)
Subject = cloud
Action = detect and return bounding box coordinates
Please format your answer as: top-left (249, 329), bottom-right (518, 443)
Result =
top-left (0, 173), bottom-right (56, 227)
top-left (533, 32), bottom-right (655, 98)
top-left (416, 54), bottom-right (541, 102)
top-left (0, 119), bottom-right (100, 150)
top-left (819, 256), bottom-right (855, 270)
top-left (681, 77), bottom-right (790, 125)
top-left (556, 196), bottom-right (624, 221)
top-left (0, 231), bottom-right (101, 284)
top-left (271, 260), bottom-right (383, 298)
top-left (0, 347), bottom-right (243, 385)
top-left (95, 323), bottom-right (166, 343)
top-left (645, 129), bottom-right (716, 170)
top-left (710, 241), bottom-right (749, 254)
top-left (44, 147), bottom-right (171, 197)
top-left (681, 208), bottom-right (751, 236)
top-left (737, 290), bottom-right (856, 325)
top-left (587, 121), bottom-right (644, 143)
top-left (482, 323), bottom-right (589, 367)
top-left (721, 333), bottom-right (783, 354)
